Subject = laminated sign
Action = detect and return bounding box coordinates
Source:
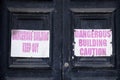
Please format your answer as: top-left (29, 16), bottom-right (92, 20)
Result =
top-left (74, 29), bottom-right (112, 57)
top-left (11, 30), bottom-right (50, 58)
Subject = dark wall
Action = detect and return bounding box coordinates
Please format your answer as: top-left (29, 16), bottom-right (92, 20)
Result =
top-left (0, 0), bottom-right (2, 79)
top-left (0, 0), bottom-right (5, 79)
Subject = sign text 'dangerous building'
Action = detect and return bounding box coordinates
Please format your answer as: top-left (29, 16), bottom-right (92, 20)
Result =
top-left (74, 29), bottom-right (112, 57)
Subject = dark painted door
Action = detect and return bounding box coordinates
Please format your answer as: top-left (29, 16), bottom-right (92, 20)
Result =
top-left (1, 0), bottom-right (120, 80)
top-left (1, 0), bottom-right (62, 80)
top-left (63, 0), bottom-right (120, 80)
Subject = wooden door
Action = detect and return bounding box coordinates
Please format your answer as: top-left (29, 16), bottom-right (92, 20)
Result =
top-left (1, 0), bottom-right (120, 80)
top-left (1, 0), bottom-right (62, 80)
top-left (63, 0), bottom-right (120, 80)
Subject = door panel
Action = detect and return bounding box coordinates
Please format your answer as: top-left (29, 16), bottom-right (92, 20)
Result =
top-left (71, 8), bottom-right (115, 68)
top-left (8, 8), bottom-right (53, 68)
top-left (63, 0), bottom-right (119, 80)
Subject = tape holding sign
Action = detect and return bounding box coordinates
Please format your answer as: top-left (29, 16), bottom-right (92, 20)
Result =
top-left (11, 30), bottom-right (50, 58)
top-left (74, 29), bottom-right (112, 57)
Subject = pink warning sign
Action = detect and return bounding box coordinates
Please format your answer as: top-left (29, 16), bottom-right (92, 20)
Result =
top-left (11, 30), bottom-right (50, 58)
top-left (74, 29), bottom-right (112, 57)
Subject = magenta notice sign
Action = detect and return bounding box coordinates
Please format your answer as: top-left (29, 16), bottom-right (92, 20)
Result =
top-left (74, 29), bottom-right (112, 57)
top-left (11, 30), bottom-right (50, 58)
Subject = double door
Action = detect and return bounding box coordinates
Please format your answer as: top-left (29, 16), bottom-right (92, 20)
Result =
top-left (1, 0), bottom-right (120, 80)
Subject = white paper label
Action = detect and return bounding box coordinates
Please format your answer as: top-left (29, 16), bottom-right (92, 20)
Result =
top-left (74, 29), bottom-right (112, 57)
top-left (11, 30), bottom-right (50, 58)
